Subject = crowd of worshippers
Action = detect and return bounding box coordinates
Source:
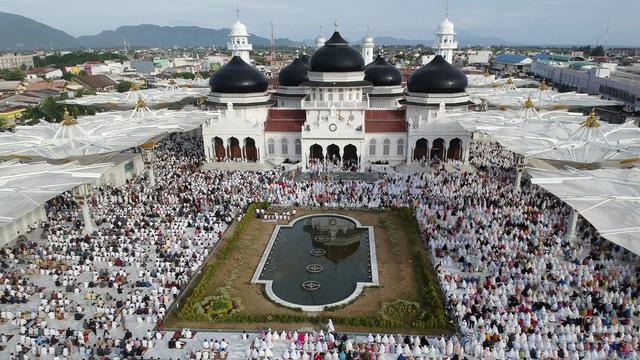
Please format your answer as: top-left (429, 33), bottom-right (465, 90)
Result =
top-left (241, 325), bottom-right (464, 360)
top-left (0, 134), bottom-right (638, 360)
top-left (255, 208), bottom-right (296, 221)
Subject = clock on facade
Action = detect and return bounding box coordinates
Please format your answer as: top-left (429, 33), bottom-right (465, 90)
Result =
top-left (329, 123), bottom-right (337, 132)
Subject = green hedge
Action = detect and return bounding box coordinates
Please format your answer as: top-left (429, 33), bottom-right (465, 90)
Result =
top-left (178, 203), bottom-right (257, 320)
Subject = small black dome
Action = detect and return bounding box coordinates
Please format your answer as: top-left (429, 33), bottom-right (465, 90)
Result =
top-left (407, 55), bottom-right (468, 93)
top-left (309, 32), bottom-right (364, 72)
top-left (209, 56), bottom-right (268, 93)
top-left (364, 55), bottom-right (402, 86)
top-left (278, 58), bottom-right (309, 87)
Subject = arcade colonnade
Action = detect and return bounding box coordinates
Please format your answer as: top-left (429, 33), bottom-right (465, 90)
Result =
top-left (407, 136), bottom-right (470, 163)
top-left (205, 135), bottom-right (263, 163)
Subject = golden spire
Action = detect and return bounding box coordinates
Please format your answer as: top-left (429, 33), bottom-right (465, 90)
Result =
top-left (538, 79), bottom-right (548, 91)
top-left (135, 96), bottom-right (146, 110)
top-left (130, 83), bottom-right (141, 91)
top-left (522, 96), bottom-right (534, 109)
top-left (506, 76), bottom-right (513, 85)
top-left (61, 107), bottom-right (77, 126)
top-left (169, 79), bottom-right (176, 85)
top-left (580, 108), bottom-right (601, 128)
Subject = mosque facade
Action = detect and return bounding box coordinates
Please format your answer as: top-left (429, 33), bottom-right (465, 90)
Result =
top-left (203, 17), bottom-right (471, 171)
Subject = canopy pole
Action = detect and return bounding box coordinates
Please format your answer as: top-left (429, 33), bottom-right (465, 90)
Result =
top-left (141, 143), bottom-right (156, 187)
top-left (72, 184), bottom-right (95, 235)
top-left (514, 155), bottom-right (527, 192)
top-left (566, 209), bottom-right (579, 240)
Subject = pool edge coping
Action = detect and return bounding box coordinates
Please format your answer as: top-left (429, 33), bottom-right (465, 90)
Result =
top-left (250, 213), bottom-right (379, 312)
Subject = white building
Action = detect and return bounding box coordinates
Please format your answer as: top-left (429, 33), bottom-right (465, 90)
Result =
top-left (433, 17), bottom-right (458, 64)
top-left (202, 30), bottom-right (473, 171)
top-left (227, 14), bottom-right (253, 63)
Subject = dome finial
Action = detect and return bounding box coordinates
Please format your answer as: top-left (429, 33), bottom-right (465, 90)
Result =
top-left (236, 7), bottom-right (240, 21)
top-left (334, 17), bottom-right (338, 31)
top-left (581, 108), bottom-right (601, 128)
top-left (61, 107), bottom-right (77, 126)
top-left (445, 0), bottom-right (449, 18)
top-left (366, 24), bottom-right (370, 36)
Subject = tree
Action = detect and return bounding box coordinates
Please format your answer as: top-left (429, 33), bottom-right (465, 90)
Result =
top-left (116, 80), bottom-right (133, 93)
top-left (39, 97), bottom-right (66, 123)
top-left (591, 45), bottom-right (605, 57)
top-left (0, 69), bottom-right (25, 81)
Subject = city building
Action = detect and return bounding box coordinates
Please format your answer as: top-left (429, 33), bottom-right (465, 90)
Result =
top-left (491, 54), bottom-right (533, 75)
top-left (70, 74), bottom-right (117, 92)
top-left (0, 53), bottom-right (34, 70)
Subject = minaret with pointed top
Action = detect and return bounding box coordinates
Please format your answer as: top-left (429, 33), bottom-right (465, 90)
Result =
top-left (434, 2), bottom-right (457, 64)
top-left (227, 8), bottom-right (253, 63)
top-left (314, 26), bottom-right (326, 49)
top-left (361, 25), bottom-right (374, 65)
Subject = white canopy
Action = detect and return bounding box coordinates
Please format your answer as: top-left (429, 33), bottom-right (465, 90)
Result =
top-left (457, 107), bottom-right (640, 166)
top-left (0, 106), bottom-right (216, 160)
top-left (63, 84), bottom-right (209, 109)
top-left (468, 80), bottom-right (619, 110)
top-left (528, 167), bottom-right (640, 255)
top-left (467, 74), bottom-right (538, 89)
top-left (0, 160), bottom-right (113, 244)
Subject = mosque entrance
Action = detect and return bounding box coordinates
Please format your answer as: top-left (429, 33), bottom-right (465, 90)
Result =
top-left (343, 144), bottom-right (358, 169)
top-left (213, 137), bottom-right (225, 160)
top-left (413, 138), bottom-right (429, 161)
top-left (430, 138), bottom-right (445, 161)
top-left (327, 144), bottom-right (341, 163)
top-left (229, 137), bottom-right (242, 160)
top-left (309, 144), bottom-right (324, 160)
top-left (244, 137), bottom-right (258, 162)
top-left (447, 138), bottom-right (462, 161)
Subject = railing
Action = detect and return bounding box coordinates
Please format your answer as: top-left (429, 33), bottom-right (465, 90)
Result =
top-left (301, 100), bottom-right (369, 109)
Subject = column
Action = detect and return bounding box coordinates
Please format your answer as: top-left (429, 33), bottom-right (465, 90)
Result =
top-left (72, 184), bottom-right (95, 235)
top-left (223, 139), bottom-right (228, 161)
top-left (302, 149), bottom-right (308, 171)
top-left (514, 156), bottom-right (527, 192)
top-left (566, 209), bottom-right (579, 240)
top-left (141, 145), bottom-right (155, 187)
top-left (359, 143), bottom-right (365, 172)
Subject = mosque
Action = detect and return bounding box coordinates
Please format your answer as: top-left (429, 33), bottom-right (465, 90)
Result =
top-left (202, 15), bottom-right (468, 171)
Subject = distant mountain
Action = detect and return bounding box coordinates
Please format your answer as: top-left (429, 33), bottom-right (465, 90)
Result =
top-left (0, 11), bottom-right (513, 51)
top-left (369, 33), bottom-right (516, 47)
top-left (0, 12), bottom-right (79, 50)
top-left (77, 24), bottom-right (304, 49)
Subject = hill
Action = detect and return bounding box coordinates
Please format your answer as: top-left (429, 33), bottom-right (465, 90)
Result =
top-left (76, 24), bottom-right (304, 49)
top-left (0, 12), bottom-right (79, 50)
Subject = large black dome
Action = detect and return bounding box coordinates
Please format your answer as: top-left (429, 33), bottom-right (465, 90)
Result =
top-left (364, 55), bottom-right (402, 86)
top-left (209, 56), bottom-right (268, 93)
top-left (278, 58), bottom-right (309, 87)
top-left (407, 55), bottom-right (468, 93)
top-left (309, 32), bottom-right (364, 72)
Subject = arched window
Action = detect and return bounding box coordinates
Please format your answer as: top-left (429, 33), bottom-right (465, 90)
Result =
top-left (267, 138), bottom-right (275, 155)
top-left (295, 139), bottom-right (301, 155)
top-left (383, 139), bottom-right (390, 156)
top-left (281, 138), bottom-right (288, 154)
top-left (369, 139), bottom-right (376, 156)
top-left (397, 139), bottom-right (405, 156)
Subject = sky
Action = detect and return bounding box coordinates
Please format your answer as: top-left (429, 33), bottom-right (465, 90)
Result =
top-left (3, 0), bottom-right (639, 46)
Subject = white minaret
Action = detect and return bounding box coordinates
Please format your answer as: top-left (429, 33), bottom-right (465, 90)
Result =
top-left (434, 5), bottom-right (457, 64)
top-left (361, 26), bottom-right (374, 65)
top-left (227, 9), bottom-right (253, 63)
top-left (314, 26), bottom-right (326, 49)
